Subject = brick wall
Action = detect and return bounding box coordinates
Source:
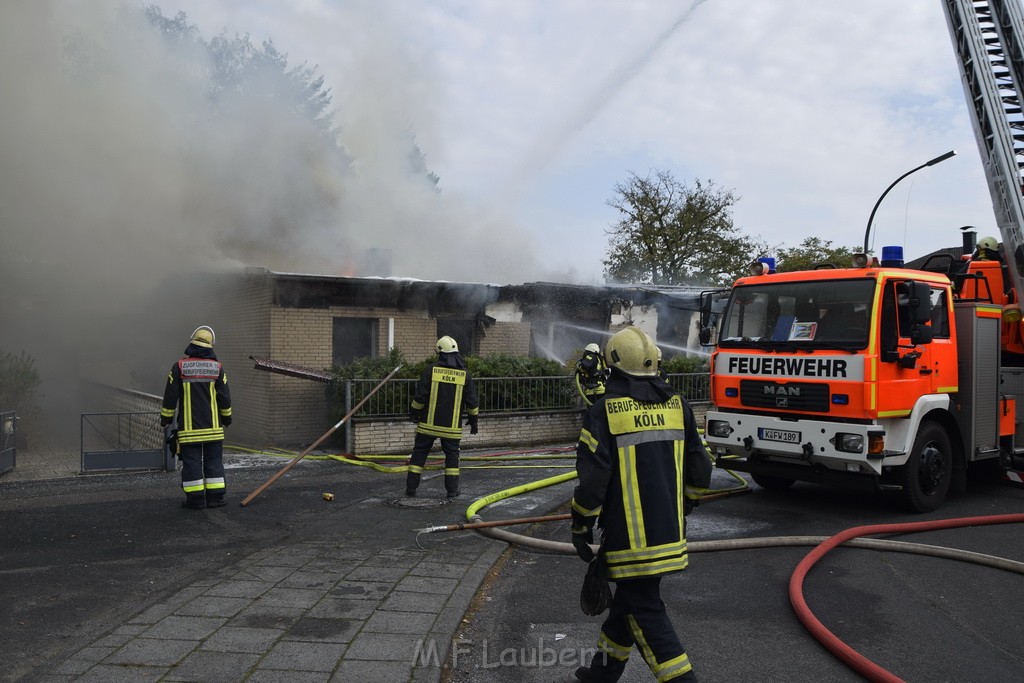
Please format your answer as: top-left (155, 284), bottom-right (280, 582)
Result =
top-left (256, 308), bottom-right (545, 448)
top-left (479, 321), bottom-right (532, 356)
top-left (348, 403), bottom-right (709, 455)
top-left (351, 410), bottom-right (583, 454)
top-left (211, 271), bottom-right (273, 445)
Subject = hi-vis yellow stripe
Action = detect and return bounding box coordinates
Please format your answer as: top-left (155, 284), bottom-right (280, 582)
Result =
top-left (606, 395), bottom-right (683, 435)
top-left (431, 367), bottom-right (466, 385)
top-left (977, 306), bottom-right (1002, 319)
top-left (620, 445), bottom-right (646, 549)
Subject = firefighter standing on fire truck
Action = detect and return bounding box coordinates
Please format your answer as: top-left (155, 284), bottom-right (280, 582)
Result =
top-left (161, 326), bottom-right (233, 509)
top-left (405, 336), bottom-right (479, 498)
top-left (570, 327), bottom-right (712, 682)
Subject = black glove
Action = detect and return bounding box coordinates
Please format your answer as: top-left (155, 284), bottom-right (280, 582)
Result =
top-left (684, 497), bottom-right (698, 515)
top-left (160, 416), bottom-right (172, 427)
top-left (468, 415), bottom-right (478, 435)
top-left (570, 509), bottom-right (596, 562)
top-left (409, 407), bottom-right (421, 423)
top-left (221, 416), bottom-right (232, 427)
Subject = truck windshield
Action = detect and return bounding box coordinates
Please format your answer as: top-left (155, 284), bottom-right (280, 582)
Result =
top-left (718, 278), bottom-right (876, 350)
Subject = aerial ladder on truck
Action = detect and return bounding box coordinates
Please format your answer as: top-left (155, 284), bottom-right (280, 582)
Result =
top-left (942, 0), bottom-right (1024, 485)
top-left (942, 0), bottom-right (1024, 323)
top-left (698, 0), bottom-right (1024, 511)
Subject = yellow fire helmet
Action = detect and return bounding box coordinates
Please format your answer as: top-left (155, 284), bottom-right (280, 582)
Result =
top-left (605, 327), bottom-right (659, 377)
top-left (190, 325), bottom-right (216, 348)
top-left (436, 335), bottom-right (459, 354)
top-left (978, 235), bottom-right (999, 252)
top-left (584, 343), bottom-right (601, 354)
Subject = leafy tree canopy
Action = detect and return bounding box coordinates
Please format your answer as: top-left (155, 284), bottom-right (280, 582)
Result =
top-left (774, 237), bottom-right (857, 272)
top-left (603, 170), bottom-right (767, 287)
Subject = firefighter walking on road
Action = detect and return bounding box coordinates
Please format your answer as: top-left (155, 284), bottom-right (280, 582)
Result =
top-left (406, 336), bottom-right (479, 498)
top-left (570, 327), bottom-right (713, 682)
top-left (161, 326), bottom-right (233, 510)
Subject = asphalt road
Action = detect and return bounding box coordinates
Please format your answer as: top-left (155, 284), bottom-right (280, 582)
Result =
top-left (2, 455), bottom-right (1022, 683)
top-left (447, 469), bottom-right (1024, 683)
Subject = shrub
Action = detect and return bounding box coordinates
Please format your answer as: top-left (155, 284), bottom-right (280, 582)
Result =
top-left (0, 350), bottom-right (41, 412)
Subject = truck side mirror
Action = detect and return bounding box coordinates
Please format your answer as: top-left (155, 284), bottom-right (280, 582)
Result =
top-left (699, 327), bottom-right (712, 345)
top-left (910, 324), bottom-right (933, 345)
top-left (909, 281), bottom-right (933, 324)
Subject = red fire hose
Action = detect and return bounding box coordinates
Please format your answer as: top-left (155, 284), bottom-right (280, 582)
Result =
top-left (788, 513), bottom-right (1024, 683)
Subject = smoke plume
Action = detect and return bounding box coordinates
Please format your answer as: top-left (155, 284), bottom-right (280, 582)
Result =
top-left (0, 1), bottom-right (546, 446)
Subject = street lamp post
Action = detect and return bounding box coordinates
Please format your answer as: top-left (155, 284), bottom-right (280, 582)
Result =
top-left (862, 150), bottom-right (958, 254)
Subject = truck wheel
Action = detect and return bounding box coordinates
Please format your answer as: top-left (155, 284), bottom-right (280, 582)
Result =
top-left (900, 421), bottom-right (952, 513)
top-left (751, 473), bottom-right (796, 491)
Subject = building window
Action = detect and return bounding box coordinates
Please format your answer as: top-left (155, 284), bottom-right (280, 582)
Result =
top-left (333, 317), bottom-right (377, 367)
top-left (437, 320), bottom-right (475, 355)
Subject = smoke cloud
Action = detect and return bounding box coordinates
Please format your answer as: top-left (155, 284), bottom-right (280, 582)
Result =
top-left (0, 1), bottom-right (549, 446)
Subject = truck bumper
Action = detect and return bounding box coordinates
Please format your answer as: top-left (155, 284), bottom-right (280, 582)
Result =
top-left (713, 452), bottom-right (883, 491)
top-left (704, 410), bottom-right (886, 477)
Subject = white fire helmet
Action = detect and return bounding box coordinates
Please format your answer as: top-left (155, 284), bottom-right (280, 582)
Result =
top-left (436, 335), bottom-right (459, 354)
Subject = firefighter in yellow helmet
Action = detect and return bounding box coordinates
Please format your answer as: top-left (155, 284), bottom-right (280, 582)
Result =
top-left (575, 342), bottom-right (608, 405)
top-left (570, 326), bottom-right (712, 682)
top-left (161, 326), bottom-right (233, 509)
top-left (405, 336), bottom-right (480, 498)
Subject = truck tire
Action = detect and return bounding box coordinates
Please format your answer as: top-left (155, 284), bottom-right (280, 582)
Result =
top-left (751, 473), bottom-right (796, 491)
top-left (900, 421), bottom-right (952, 513)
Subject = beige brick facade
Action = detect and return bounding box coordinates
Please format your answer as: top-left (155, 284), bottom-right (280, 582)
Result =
top-left (183, 268), bottom-right (706, 450)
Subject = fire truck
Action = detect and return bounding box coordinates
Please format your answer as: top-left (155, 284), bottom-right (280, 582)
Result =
top-left (700, 0), bottom-right (1024, 512)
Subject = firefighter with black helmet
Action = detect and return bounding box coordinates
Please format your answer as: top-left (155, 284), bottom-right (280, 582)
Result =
top-left (161, 326), bottom-right (233, 509)
top-left (575, 342), bottom-right (608, 405)
top-left (570, 326), bottom-right (712, 682)
top-left (405, 336), bottom-right (480, 498)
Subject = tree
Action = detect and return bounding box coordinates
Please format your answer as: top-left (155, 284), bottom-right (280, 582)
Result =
top-left (775, 237), bottom-right (856, 272)
top-left (603, 170), bottom-right (766, 286)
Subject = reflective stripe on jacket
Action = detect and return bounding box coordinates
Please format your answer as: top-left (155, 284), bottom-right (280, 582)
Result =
top-left (411, 361), bottom-right (479, 439)
top-left (573, 377), bottom-right (712, 581)
top-left (162, 356), bottom-right (232, 443)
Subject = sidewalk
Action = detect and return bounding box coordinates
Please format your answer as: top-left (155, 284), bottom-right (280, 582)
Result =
top-left (1, 445), bottom-right (80, 481)
top-left (5, 446), bottom-right (573, 682)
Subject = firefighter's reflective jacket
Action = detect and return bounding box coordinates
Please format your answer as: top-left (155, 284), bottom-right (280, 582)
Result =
top-left (161, 346), bottom-right (232, 445)
top-left (572, 371), bottom-right (712, 581)
top-left (411, 353), bottom-right (479, 439)
top-left (575, 349), bottom-right (608, 404)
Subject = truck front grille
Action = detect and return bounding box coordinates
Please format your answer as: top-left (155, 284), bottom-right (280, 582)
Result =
top-left (739, 380), bottom-right (830, 412)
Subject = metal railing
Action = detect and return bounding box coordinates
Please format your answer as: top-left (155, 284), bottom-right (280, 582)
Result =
top-left (0, 411), bottom-right (15, 475)
top-left (341, 373), bottom-right (711, 418)
top-left (80, 411), bottom-right (174, 473)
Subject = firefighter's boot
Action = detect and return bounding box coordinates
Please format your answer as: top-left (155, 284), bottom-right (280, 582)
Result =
top-left (445, 474), bottom-right (460, 498)
top-left (181, 491), bottom-right (206, 509)
top-left (574, 661), bottom-right (625, 683)
top-left (206, 491), bottom-right (226, 508)
top-left (405, 468), bottom-right (422, 497)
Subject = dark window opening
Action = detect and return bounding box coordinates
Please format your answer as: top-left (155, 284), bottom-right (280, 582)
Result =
top-left (437, 320), bottom-right (475, 355)
top-left (333, 317), bottom-right (377, 367)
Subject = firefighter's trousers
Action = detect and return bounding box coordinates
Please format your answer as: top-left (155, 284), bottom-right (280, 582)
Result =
top-left (180, 441), bottom-right (226, 508)
top-left (588, 576), bottom-right (695, 682)
top-left (405, 433), bottom-right (460, 495)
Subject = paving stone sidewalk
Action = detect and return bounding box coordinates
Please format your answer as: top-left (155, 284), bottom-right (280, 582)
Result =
top-left (38, 491), bottom-right (546, 683)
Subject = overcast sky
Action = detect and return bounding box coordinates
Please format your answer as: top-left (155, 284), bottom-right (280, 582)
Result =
top-left (150, 0), bottom-right (995, 283)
